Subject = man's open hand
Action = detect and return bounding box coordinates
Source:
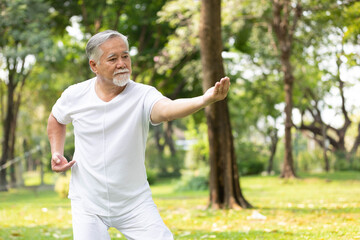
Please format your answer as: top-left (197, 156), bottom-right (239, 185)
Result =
top-left (51, 152), bottom-right (76, 173)
top-left (203, 77), bottom-right (230, 105)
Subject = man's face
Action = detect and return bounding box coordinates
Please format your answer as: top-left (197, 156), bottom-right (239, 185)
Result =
top-left (91, 37), bottom-right (132, 86)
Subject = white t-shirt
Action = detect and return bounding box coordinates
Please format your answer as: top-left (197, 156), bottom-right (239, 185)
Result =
top-left (52, 77), bottom-right (165, 216)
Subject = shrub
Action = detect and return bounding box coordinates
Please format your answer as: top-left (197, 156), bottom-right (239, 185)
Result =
top-left (146, 169), bottom-right (158, 185)
top-left (175, 168), bottom-right (209, 191)
top-left (296, 149), bottom-right (323, 172)
top-left (239, 159), bottom-right (265, 175)
top-left (54, 173), bottom-right (70, 198)
top-left (236, 142), bottom-right (267, 175)
top-left (332, 151), bottom-right (360, 171)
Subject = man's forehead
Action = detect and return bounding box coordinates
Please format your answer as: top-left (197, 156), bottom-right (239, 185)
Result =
top-left (106, 51), bottom-right (129, 58)
top-left (100, 37), bottom-right (128, 52)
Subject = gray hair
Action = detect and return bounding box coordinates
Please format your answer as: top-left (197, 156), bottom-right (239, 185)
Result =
top-left (86, 30), bottom-right (129, 64)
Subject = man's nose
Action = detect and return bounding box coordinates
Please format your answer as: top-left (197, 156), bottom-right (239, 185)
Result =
top-left (116, 59), bottom-right (126, 68)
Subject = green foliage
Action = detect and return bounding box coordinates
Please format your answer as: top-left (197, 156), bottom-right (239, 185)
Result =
top-left (155, 0), bottom-right (203, 98)
top-left (184, 119), bottom-right (209, 170)
top-left (63, 136), bottom-right (75, 162)
top-left (342, 2), bottom-right (360, 42)
top-left (234, 20), bottom-right (254, 54)
top-left (296, 149), bottom-right (324, 172)
top-left (236, 141), bottom-right (267, 175)
top-left (333, 151), bottom-right (360, 171)
top-left (173, 118), bottom-right (210, 191)
top-left (145, 123), bottom-right (187, 178)
top-left (175, 167), bottom-right (209, 192)
top-left (54, 173), bottom-right (70, 199)
top-left (0, 0), bottom-right (54, 60)
top-left (146, 168), bottom-right (158, 185)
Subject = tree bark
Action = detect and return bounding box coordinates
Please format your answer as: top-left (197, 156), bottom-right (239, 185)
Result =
top-left (267, 129), bottom-right (278, 174)
top-left (0, 56), bottom-right (29, 191)
top-left (200, 0), bottom-right (251, 209)
top-left (271, 0), bottom-right (301, 178)
top-left (0, 81), bottom-right (14, 191)
top-left (322, 123), bottom-right (330, 172)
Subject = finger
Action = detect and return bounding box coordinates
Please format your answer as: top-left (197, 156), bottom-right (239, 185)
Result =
top-left (67, 160), bottom-right (76, 168)
top-left (52, 153), bottom-right (66, 164)
top-left (221, 77), bottom-right (230, 92)
top-left (54, 160), bottom-right (76, 172)
top-left (221, 77), bottom-right (230, 86)
top-left (219, 77), bottom-right (229, 89)
top-left (214, 82), bottom-right (221, 94)
top-left (60, 161), bottom-right (76, 171)
top-left (219, 83), bottom-right (225, 94)
top-left (223, 78), bottom-right (230, 92)
top-left (52, 156), bottom-right (61, 164)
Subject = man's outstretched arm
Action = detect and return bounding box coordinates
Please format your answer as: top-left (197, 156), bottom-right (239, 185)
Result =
top-left (47, 113), bottom-right (76, 172)
top-left (151, 77), bottom-right (230, 124)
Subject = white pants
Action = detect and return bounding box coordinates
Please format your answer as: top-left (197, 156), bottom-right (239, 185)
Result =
top-left (71, 197), bottom-right (173, 240)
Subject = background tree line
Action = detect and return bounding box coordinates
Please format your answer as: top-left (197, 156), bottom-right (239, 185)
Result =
top-left (0, 0), bottom-right (359, 209)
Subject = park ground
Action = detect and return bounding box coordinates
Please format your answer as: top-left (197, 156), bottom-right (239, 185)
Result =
top-left (1, 171), bottom-right (360, 240)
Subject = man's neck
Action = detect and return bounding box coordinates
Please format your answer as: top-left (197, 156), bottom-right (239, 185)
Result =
top-left (95, 77), bottom-right (127, 102)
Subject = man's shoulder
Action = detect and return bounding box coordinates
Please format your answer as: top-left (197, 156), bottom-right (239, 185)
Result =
top-left (68, 78), bottom-right (93, 90)
top-left (64, 78), bottom-right (94, 94)
top-left (128, 80), bottom-right (157, 93)
top-left (61, 78), bottom-right (94, 101)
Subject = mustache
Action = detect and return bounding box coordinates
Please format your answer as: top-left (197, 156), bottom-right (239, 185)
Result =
top-left (114, 69), bottom-right (130, 75)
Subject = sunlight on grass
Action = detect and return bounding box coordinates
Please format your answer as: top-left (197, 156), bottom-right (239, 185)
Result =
top-left (1, 172), bottom-right (360, 239)
top-left (23, 171), bottom-right (56, 186)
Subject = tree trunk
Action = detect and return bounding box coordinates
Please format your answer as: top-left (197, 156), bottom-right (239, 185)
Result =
top-left (0, 82), bottom-right (14, 191)
top-left (267, 129), bottom-right (278, 174)
top-left (163, 121), bottom-right (181, 176)
top-left (271, 0), bottom-right (301, 178)
top-left (322, 124), bottom-right (330, 172)
top-left (9, 103), bottom-right (18, 187)
top-left (0, 56), bottom-right (28, 191)
top-left (200, 0), bottom-right (252, 209)
top-left (281, 77), bottom-right (296, 178)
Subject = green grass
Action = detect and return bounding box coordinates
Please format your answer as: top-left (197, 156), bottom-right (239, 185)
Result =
top-left (1, 172), bottom-right (360, 239)
top-left (23, 171), bottom-right (56, 186)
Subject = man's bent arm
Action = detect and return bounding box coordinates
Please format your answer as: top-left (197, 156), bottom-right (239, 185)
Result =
top-left (151, 77), bottom-right (230, 124)
top-left (47, 113), bottom-right (76, 172)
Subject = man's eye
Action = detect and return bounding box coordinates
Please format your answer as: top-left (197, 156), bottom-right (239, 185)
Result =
top-left (122, 55), bottom-right (129, 59)
top-left (109, 58), bottom-right (116, 61)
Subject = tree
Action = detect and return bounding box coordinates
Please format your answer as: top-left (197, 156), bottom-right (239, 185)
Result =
top-left (199, 0), bottom-right (251, 209)
top-left (291, 0), bottom-right (360, 169)
top-left (0, 0), bottom-right (54, 191)
top-left (271, 0), bottom-right (302, 178)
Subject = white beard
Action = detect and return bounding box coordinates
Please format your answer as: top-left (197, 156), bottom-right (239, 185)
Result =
top-left (113, 72), bottom-right (130, 87)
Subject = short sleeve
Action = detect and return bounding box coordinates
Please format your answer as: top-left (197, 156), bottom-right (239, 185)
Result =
top-left (51, 88), bottom-right (72, 125)
top-left (143, 87), bottom-right (166, 126)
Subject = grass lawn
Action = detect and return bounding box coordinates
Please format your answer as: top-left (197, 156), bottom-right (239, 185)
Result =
top-left (1, 171), bottom-right (360, 239)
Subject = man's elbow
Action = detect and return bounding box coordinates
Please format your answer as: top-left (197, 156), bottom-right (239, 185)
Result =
top-left (151, 111), bottom-right (174, 124)
top-left (151, 99), bottom-right (175, 124)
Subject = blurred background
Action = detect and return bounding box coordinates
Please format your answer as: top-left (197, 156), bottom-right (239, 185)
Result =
top-left (1, 0), bottom-right (360, 239)
top-left (1, 0), bottom-right (359, 190)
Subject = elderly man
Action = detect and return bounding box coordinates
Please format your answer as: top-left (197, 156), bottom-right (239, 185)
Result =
top-left (47, 30), bottom-right (230, 240)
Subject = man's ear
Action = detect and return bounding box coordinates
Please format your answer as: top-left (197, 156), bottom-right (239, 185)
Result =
top-left (89, 60), bottom-right (98, 73)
